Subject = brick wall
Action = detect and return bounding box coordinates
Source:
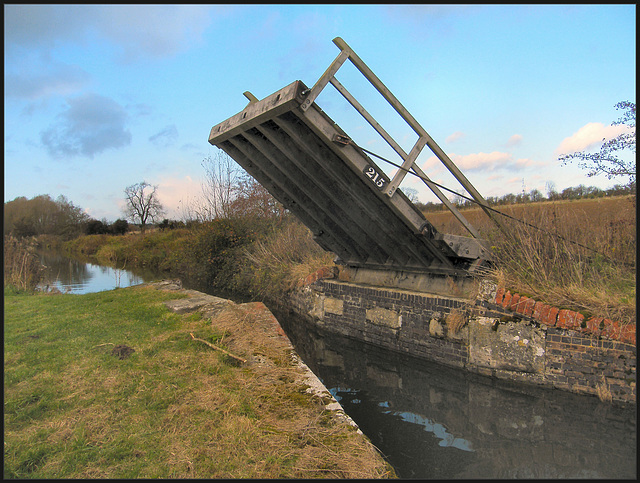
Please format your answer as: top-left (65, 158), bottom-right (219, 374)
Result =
top-left (290, 267), bottom-right (636, 404)
top-left (493, 287), bottom-right (635, 345)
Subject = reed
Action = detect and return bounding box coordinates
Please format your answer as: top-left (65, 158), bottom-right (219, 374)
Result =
top-left (3, 236), bottom-right (44, 292)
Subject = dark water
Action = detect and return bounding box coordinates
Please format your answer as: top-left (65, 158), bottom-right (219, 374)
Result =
top-left (276, 309), bottom-right (637, 479)
top-left (36, 252), bottom-right (637, 479)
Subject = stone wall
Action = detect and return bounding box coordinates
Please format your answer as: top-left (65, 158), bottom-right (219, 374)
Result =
top-left (290, 268), bottom-right (636, 405)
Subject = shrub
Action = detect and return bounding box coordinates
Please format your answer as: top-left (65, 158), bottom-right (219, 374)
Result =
top-left (231, 219), bottom-right (335, 302)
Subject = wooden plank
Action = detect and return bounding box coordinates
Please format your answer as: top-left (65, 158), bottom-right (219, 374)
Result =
top-left (209, 81), bottom-right (307, 145)
top-left (218, 140), bottom-right (358, 263)
top-left (249, 123), bottom-right (393, 265)
top-left (277, 110), bottom-right (454, 268)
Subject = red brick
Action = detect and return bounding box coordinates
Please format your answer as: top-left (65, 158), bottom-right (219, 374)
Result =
top-left (523, 298), bottom-right (536, 317)
top-left (317, 267), bottom-right (329, 279)
top-left (574, 312), bottom-right (585, 331)
top-left (585, 317), bottom-right (603, 336)
top-left (510, 294), bottom-right (521, 312)
top-left (316, 266), bottom-right (336, 280)
top-left (495, 287), bottom-right (505, 305)
top-left (514, 295), bottom-right (527, 314)
top-left (557, 309), bottom-right (570, 328)
top-left (501, 291), bottom-right (512, 309)
top-left (532, 301), bottom-right (545, 320)
top-left (620, 324), bottom-right (636, 345)
top-left (539, 304), bottom-right (551, 323)
top-left (601, 319), bottom-right (621, 340)
top-left (543, 307), bottom-right (559, 326)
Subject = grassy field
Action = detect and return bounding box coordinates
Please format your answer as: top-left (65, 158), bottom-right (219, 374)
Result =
top-left (3, 285), bottom-right (393, 479)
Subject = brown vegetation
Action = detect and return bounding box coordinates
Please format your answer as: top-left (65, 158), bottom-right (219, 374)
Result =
top-left (3, 236), bottom-right (44, 292)
top-left (425, 196), bottom-right (636, 325)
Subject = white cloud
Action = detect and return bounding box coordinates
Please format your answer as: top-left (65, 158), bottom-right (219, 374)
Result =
top-left (156, 175), bottom-right (203, 219)
top-left (451, 151), bottom-right (512, 171)
top-left (4, 5), bottom-right (221, 62)
top-left (445, 131), bottom-right (465, 143)
top-left (555, 122), bottom-right (631, 155)
top-left (98, 5), bottom-right (216, 62)
top-left (421, 150), bottom-right (544, 174)
top-left (4, 62), bottom-right (90, 100)
top-left (506, 134), bottom-right (522, 147)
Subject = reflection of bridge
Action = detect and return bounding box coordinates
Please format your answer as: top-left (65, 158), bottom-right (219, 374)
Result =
top-left (209, 37), bottom-right (498, 281)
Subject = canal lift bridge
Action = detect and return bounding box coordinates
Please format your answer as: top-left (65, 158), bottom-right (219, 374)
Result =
top-left (208, 37), bottom-right (501, 284)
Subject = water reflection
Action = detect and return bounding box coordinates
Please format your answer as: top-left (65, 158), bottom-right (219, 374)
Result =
top-left (36, 250), bottom-right (160, 294)
top-left (277, 310), bottom-right (637, 479)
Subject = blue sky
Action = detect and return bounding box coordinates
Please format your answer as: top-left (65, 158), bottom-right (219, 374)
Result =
top-left (4, 4), bottom-right (636, 221)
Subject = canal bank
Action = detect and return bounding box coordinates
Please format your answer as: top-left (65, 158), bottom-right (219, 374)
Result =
top-left (3, 280), bottom-right (393, 479)
top-left (148, 280), bottom-right (393, 477)
top-left (152, 279), bottom-right (368, 430)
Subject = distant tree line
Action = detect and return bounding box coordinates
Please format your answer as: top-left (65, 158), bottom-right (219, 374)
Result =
top-left (84, 218), bottom-right (129, 236)
top-left (4, 194), bottom-right (129, 239)
top-left (416, 182), bottom-right (636, 212)
top-left (4, 195), bottom-right (89, 239)
top-left (5, 179), bottom-right (635, 240)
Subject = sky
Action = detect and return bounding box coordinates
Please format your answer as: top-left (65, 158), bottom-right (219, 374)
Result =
top-left (4, 4), bottom-right (636, 222)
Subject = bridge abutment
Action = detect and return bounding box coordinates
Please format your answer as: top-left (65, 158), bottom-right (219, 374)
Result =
top-left (290, 268), bottom-right (636, 405)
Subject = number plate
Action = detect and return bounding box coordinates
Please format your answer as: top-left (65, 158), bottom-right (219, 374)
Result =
top-left (363, 165), bottom-right (387, 190)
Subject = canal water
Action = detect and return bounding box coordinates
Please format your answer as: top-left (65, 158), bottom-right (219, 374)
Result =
top-left (35, 249), bottom-right (162, 294)
top-left (37, 251), bottom-right (637, 479)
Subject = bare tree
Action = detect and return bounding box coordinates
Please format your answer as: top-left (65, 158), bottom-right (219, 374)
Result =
top-left (185, 150), bottom-right (284, 222)
top-left (559, 101), bottom-right (636, 188)
top-left (123, 181), bottom-right (165, 232)
top-left (229, 174), bottom-right (286, 220)
top-left (196, 151), bottom-right (243, 221)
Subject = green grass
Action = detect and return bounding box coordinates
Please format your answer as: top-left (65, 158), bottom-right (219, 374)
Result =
top-left (4, 285), bottom-right (393, 479)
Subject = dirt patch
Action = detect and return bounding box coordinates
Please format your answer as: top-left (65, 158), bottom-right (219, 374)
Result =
top-left (111, 344), bottom-right (135, 360)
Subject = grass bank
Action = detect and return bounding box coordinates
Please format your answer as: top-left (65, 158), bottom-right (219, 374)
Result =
top-left (3, 284), bottom-right (393, 478)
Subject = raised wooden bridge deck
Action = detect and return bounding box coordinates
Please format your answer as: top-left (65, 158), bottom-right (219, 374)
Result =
top-left (209, 38), bottom-right (496, 278)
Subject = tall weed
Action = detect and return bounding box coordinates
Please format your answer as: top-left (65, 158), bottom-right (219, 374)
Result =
top-left (481, 199), bottom-right (636, 323)
top-left (3, 236), bottom-right (44, 292)
top-left (232, 220), bottom-right (335, 302)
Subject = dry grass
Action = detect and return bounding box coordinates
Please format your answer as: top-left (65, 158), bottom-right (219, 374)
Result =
top-left (424, 197), bottom-right (636, 325)
top-left (446, 309), bottom-right (467, 334)
top-left (237, 221), bottom-right (335, 301)
top-left (596, 376), bottom-right (613, 403)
